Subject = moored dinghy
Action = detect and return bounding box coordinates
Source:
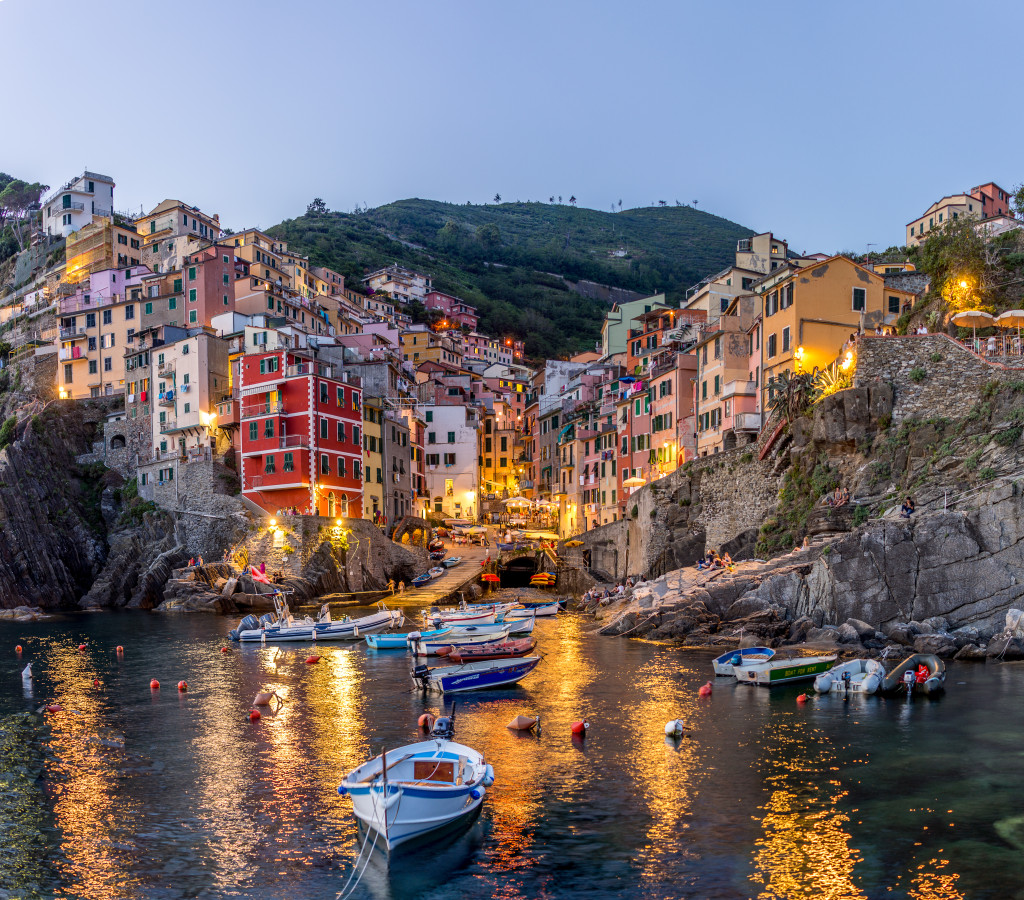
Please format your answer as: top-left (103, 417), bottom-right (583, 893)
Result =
top-left (712, 646), bottom-right (775, 677)
top-left (814, 658), bottom-right (886, 694)
top-left (880, 653), bottom-right (946, 694)
top-left (338, 720), bottom-right (494, 850)
top-left (413, 656), bottom-right (541, 693)
top-left (735, 654), bottom-right (838, 686)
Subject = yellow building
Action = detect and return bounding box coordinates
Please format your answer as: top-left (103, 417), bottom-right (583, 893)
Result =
top-left (362, 398), bottom-right (385, 522)
top-left (65, 217), bottom-right (142, 283)
top-left (400, 325), bottom-right (463, 368)
top-left (757, 255), bottom-right (917, 408)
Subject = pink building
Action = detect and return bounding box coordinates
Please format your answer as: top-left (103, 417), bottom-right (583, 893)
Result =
top-left (424, 290), bottom-right (479, 331)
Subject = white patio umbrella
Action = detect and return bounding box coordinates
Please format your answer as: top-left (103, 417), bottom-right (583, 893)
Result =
top-left (950, 310), bottom-right (995, 346)
top-left (996, 310), bottom-right (1024, 354)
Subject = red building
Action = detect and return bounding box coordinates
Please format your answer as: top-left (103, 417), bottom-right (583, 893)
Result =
top-left (424, 290), bottom-right (479, 331)
top-left (239, 350), bottom-right (363, 518)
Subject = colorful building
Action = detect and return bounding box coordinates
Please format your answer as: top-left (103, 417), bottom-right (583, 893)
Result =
top-left (239, 350), bottom-right (363, 518)
top-left (42, 171), bottom-right (115, 238)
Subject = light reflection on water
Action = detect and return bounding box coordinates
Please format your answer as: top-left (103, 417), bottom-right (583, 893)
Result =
top-left (0, 611), bottom-right (1021, 898)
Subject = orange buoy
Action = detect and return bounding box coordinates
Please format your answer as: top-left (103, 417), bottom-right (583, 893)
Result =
top-left (418, 713), bottom-right (436, 730)
top-left (507, 714), bottom-right (539, 731)
top-left (15, 645), bottom-right (22, 654)
top-left (116, 646), bottom-right (124, 654)
top-left (698, 681), bottom-right (713, 697)
top-left (150, 679), bottom-right (160, 690)
top-left (78, 644), bottom-right (87, 651)
top-left (570, 719), bottom-right (589, 735)
top-left (305, 655), bottom-right (321, 665)
top-left (248, 708), bottom-right (261, 722)
top-left (45, 704), bottom-right (63, 713)
top-left (177, 681), bottom-right (188, 692)
top-left (796, 693), bottom-right (808, 704)
top-left (93, 679), bottom-right (100, 688)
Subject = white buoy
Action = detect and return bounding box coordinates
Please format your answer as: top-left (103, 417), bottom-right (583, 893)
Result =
top-left (664, 719), bottom-right (686, 737)
top-left (21, 663), bottom-right (32, 681)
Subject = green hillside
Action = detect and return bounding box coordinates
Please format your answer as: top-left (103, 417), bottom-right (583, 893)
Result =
top-left (268, 199), bottom-right (753, 358)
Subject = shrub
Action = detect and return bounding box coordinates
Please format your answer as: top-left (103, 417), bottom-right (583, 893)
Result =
top-left (930, 352), bottom-right (943, 363)
top-left (982, 379), bottom-right (1000, 400)
top-left (979, 467), bottom-right (997, 481)
top-left (281, 544), bottom-right (295, 554)
top-left (995, 426), bottom-right (1022, 447)
top-left (0, 415), bottom-right (16, 449)
top-left (649, 508), bottom-right (657, 518)
top-left (853, 505), bottom-right (870, 526)
top-left (877, 413), bottom-right (891, 431)
top-left (739, 452), bottom-right (754, 464)
top-left (965, 449), bottom-right (983, 472)
top-left (630, 505), bottom-right (638, 519)
top-left (678, 497), bottom-right (691, 507)
top-left (910, 367), bottom-right (927, 384)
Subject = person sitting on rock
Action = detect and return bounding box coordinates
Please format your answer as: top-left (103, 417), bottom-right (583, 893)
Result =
top-left (900, 497), bottom-right (916, 518)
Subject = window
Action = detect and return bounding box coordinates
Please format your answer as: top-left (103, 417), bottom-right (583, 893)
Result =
top-left (320, 418), bottom-right (328, 440)
top-left (338, 422), bottom-right (347, 442)
top-left (447, 431), bottom-right (455, 443)
top-left (714, 375), bottom-right (721, 395)
top-left (188, 310), bottom-right (197, 323)
top-left (338, 457), bottom-right (347, 478)
top-left (782, 327), bottom-right (791, 353)
top-left (428, 432), bottom-right (436, 444)
top-left (353, 460), bottom-right (361, 480)
top-left (444, 453), bottom-right (456, 465)
top-left (264, 455), bottom-right (276, 474)
top-left (249, 422), bottom-right (258, 441)
top-left (336, 386), bottom-right (344, 406)
top-left (125, 305), bottom-right (135, 320)
top-left (425, 410), bottom-right (433, 423)
top-left (89, 360), bottom-right (98, 375)
top-left (264, 419), bottom-right (275, 439)
top-left (188, 266), bottom-right (197, 281)
top-left (427, 453), bottom-right (440, 466)
top-left (320, 383), bottom-right (328, 403)
top-left (173, 278), bottom-right (183, 294)
top-left (145, 302), bottom-right (153, 315)
top-left (86, 313), bottom-right (96, 328)
top-left (189, 289), bottom-right (197, 303)
top-left (852, 287), bottom-right (866, 312)
top-left (701, 380), bottom-right (707, 400)
top-left (169, 297), bottom-right (177, 310)
top-left (64, 364), bottom-right (73, 383)
top-left (767, 334), bottom-right (777, 358)
top-left (184, 403), bottom-right (190, 413)
top-left (888, 295), bottom-right (901, 314)
top-left (353, 425), bottom-right (360, 444)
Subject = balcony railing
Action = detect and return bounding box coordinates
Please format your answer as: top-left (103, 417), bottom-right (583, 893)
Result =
top-left (59, 326), bottom-right (87, 340)
top-left (240, 400), bottom-right (284, 420)
top-left (734, 412), bottom-right (762, 432)
top-left (158, 359), bottom-right (175, 375)
top-left (722, 380), bottom-right (758, 401)
top-left (56, 201), bottom-right (85, 214)
top-left (278, 435), bottom-right (308, 449)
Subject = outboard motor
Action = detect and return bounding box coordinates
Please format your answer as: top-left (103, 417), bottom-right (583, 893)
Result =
top-left (431, 716), bottom-right (455, 739)
top-left (412, 664), bottom-right (430, 688)
top-left (231, 615), bottom-right (260, 640)
top-left (259, 613), bottom-right (276, 628)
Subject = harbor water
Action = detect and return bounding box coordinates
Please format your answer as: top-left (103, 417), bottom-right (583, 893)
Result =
top-left (0, 604), bottom-right (1020, 900)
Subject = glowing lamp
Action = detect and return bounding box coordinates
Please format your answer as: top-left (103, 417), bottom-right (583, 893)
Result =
top-left (960, 280), bottom-right (968, 289)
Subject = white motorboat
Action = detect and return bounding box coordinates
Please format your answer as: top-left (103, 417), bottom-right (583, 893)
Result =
top-left (423, 607), bottom-right (497, 628)
top-left (412, 656), bottom-right (541, 693)
top-left (230, 599), bottom-right (403, 642)
top-left (504, 601), bottom-right (558, 618)
top-left (814, 658), bottom-right (886, 694)
top-left (735, 654), bottom-right (838, 686)
top-left (410, 625), bottom-right (512, 657)
top-left (712, 646), bottom-right (775, 677)
top-left (338, 725), bottom-right (493, 850)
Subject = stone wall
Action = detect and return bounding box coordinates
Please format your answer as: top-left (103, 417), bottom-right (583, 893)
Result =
top-left (579, 446), bottom-right (784, 582)
top-left (854, 334), bottom-right (1021, 424)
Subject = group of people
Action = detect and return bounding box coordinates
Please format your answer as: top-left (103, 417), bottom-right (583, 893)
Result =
top-left (823, 487), bottom-right (850, 508)
top-left (276, 506), bottom-right (305, 517)
top-left (582, 575), bottom-right (646, 604)
top-left (696, 550), bottom-right (733, 572)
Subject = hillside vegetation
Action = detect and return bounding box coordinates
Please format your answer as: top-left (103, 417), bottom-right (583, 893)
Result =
top-left (269, 200), bottom-right (753, 358)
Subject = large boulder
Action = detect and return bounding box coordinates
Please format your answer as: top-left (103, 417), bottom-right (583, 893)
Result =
top-left (913, 633), bottom-right (958, 658)
top-left (844, 618), bottom-right (876, 641)
top-left (836, 623), bottom-right (863, 644)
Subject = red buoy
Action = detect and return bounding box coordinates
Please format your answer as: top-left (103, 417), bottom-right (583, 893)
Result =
top-left (150, 679), bottom-right (160, 690)
top-left (15, 645), bottom-right (22, 654)
top-left (78, 644), bottom-right (87, 652)
top-left (116, 646), bottom-right (124, 654)
top-left (220, 647), bottom-right (230, 653)
top-left (570, 720), bottom-right (589, 735)
top-left (177, 681), bottom-right (188, 692)
top-left (45, 704), bottom-right (63, 713)
top-left (418, 713), bottom-right (436, 730)
top-left (305, 655), bottom-right (321, 665)
top-left (248, 708), bottom-right (261, 722)
top-left (93, 679), bottom-right (100, 688)
top-left (698, 681), bottom-right (713, 697)
top-left (797, 693), bottom-right (808, 704)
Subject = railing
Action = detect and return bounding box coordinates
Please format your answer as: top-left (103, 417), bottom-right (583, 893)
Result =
top-left (278, 435), bottom-right (308, 449)
top-left (59, 326), bottom-right (87, 340)
top-left (735, 412), bottom-right (761, 432)
top-left (519, 479), bottom-right (534, 489)
top-left (286, 362), bottom-right (332, 379)
top-left (722, 380), bottom-right (758, 400)
top-left (158, 419), bottom-right (177, 433)
top-left (158, 360), bottom-right (175, 375)
top-left (157, 392), bottom-right (175, 406)
top-left (56, 201), bottom-right (85, 213)
top-left (240, 400), bottom-right (284, 420)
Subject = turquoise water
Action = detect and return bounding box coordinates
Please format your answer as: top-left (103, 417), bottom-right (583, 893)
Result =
top-left (0, 606), bottom-right (1019, 900)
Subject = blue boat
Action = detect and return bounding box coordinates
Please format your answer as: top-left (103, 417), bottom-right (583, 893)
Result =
top-left (365, 633), bottom-right (413, 650)
top-left (411, 572), bottom-right (433, 588)
top-left (413, 656), bottom-right (541, 693)
top-left (712, 646), bottom-right (775, 677)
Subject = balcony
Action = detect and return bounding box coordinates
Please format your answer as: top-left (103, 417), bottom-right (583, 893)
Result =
top-left (722, 380), bottom-right (758, 401)
top-left (158, 359), bottom-right (175, 376)
top-left (241, 400), bottom-right (284, 420)
top-left (734, 412), bottom-right (762, 433)
top-left (158, 419), bottom-right (177, 434)
top-left (519, 479), bottom-right (534, 490)
top-left (286, 362), bottom-right (333, 379)
top-left (57, 201), bottom-right (85, 214)
top-left (157, 390), bottom-right (176, 407)
top-left (278, 434), bottom-right (308, 449)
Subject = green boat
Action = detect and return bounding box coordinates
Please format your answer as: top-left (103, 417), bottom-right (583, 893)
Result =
top-left (735, 654), bottom-right (837, 686)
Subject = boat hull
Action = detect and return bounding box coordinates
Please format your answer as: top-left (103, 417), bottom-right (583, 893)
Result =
top-left (237, 610), bottom-right (400, 642)
top-left (447, 638), bottom-right (536, 664)
top-left (506, 602), bottom-right (558, 618)
top-left (814, 659), bottom-right (885, 694)
top-left (411, 627), bottom-right (512, 657)
top-left (880, 653), bottom-right (946, 695)
top-left (736, 655), bottom-right (837, 686)
top-left (421, 656), bottom-right (541, 693)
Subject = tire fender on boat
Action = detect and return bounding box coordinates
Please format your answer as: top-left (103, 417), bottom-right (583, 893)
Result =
top-left (470, 786), bottom-right (486, 801)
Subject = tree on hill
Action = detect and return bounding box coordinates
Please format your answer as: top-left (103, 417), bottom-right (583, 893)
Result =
top-left (0, 178), bottom-right (48, 251)
top-left (476, 223), bottom-right (501, 251)
top-left (306, 197), bottom-right (329, 216)
top-left (569, 196), bottom-right (577, 207)
top-left (494, 193), bottom-right (501, 203)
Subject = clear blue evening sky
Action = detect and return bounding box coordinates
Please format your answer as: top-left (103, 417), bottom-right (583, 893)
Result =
top-left (3, 0), bottom-right (1022, 254)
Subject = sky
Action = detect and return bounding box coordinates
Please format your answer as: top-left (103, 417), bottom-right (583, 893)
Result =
top-left (3, 0), bottom-right (1023, 254)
